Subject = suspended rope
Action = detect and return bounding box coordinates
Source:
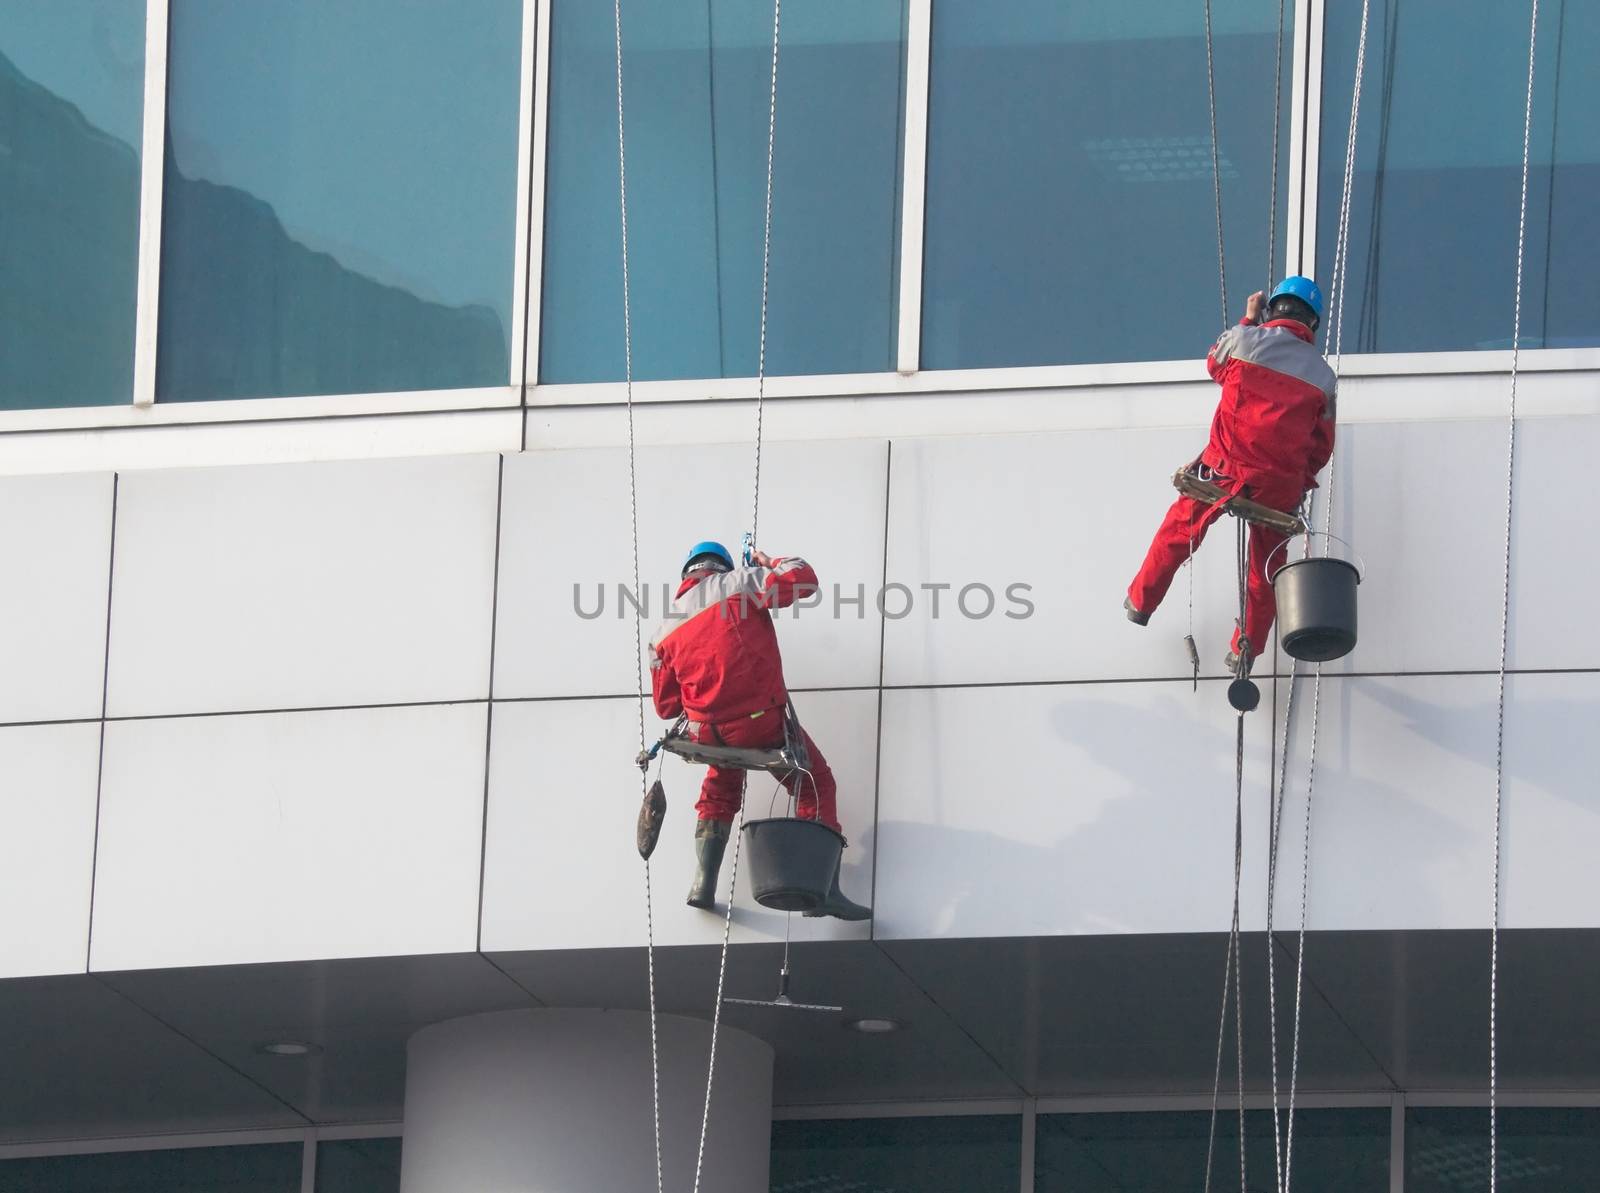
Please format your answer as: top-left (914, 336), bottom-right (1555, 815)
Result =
top-left (609, 2), bottom-right (663, 1189)
top-left (749, 0), bottom-right (782, 548)
top-left (1264, 0), bottom-right (1287, 290)
top-left (690, 4), bottom-right (783, 1192)
top-left (1201, 0), bottom-right (1229, 327)
top-left (1491, 4), bottom-right (1540, 1189)
top-left (1263, 8), bottom-right (1374, 1192)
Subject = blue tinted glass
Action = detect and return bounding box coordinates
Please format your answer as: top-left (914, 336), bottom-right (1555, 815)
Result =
top-left (1409, 1107), bottom-right (1600, 1192)
top-left (0, 1143), bottom-right (301, 1191)
top-left (315, 1137), bottom-right (401, 1193)
top-left (157, 0), bottom-right (521, 402)
top-left (1037, 1109), bottom-right (1389, 1192)
top-left (0, 0), bottom-right (143, 408)
top-left (923, 1), bottom-right (1295, 369)
top-left (539, 0), bottom-right (907, 383)
top-left (770, 1115), bottom-right (1021, 1192)
top-left (1319, 0), bottom-right (1599, 353)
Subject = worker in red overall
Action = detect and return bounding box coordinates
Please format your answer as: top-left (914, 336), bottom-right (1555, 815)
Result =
top-left (650, 540), bottom-right (869, 920)
top-left (1125, 277), bottom-right (1337, 673)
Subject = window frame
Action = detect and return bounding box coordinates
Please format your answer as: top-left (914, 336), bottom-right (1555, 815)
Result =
top-left (0, 0), bottom-right (1593, 444)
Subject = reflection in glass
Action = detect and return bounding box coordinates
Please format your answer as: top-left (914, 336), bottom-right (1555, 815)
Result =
top-left (1036, 1109), bottom-right (1390, 1193)
top-left (157, 0), bottom-right (521, 402)
top-left (922, 0), bottom-right (1295, 370)
top-left (1319, 0), bottom-right (1599, 353)
top-left (1409, 1107), bottom-right (1600, 1193)
top-left (315, 1136), bottom-right (402, 1193)
top-left (770, 1115), bottom-right (1022, 1193)
top-left (539, 0), bottom-right (907, 383)
top-left (0, 1144), bottom-right (301, 1191)
top-left (0, 0), bottom-right (143, 408)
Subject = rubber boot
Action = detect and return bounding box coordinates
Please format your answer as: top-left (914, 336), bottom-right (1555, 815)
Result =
top-left (686, 818), bottom-right (731, 910)
top-left (803, 855), bottom-right (872, 922)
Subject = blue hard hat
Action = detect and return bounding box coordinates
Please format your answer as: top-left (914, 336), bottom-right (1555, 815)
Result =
top-left (1269, 275), bottom-right (1324, 321)
top-left (682, 540), bottom-right (734, 577)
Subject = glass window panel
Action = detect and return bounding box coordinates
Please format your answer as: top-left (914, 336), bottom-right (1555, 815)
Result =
top-left (156, 0), bottom-right (521, 402)
top-left (0, 0), bottom-right (143, 409)
top-left (0, 1143), bottom-right (301, 1191)
top-left (539, 0), bottom-right (907, 384)
top-left (315, 1137), bottom-right (402, 1193)
top-left (1036, 1109), bottom-right (1390, 1193)
top-left (1409, 1106), bottom-right (1600, 1192)
top-left (922, 1), bottom-right (1295, 371)
top-left (770, 1115), bottom-right (1021, 1193)
top-left (1318, 0), bottom-right (1599, 353)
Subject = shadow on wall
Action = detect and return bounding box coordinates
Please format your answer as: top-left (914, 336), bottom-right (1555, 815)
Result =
top-left (0, 49), bottom-right (507, 407)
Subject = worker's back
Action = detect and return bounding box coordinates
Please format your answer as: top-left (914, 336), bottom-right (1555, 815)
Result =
top-left (1205, 318), bottom-right (1337, 488)
top-left (650, 558), bottom-right (816, 722)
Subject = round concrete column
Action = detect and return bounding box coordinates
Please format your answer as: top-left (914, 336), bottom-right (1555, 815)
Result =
top-left (400, 1009), bottom-right (774, 1193)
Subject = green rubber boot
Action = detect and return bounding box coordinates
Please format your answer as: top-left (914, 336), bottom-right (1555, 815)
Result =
top-left (686, 818), bottom-right (731, 910)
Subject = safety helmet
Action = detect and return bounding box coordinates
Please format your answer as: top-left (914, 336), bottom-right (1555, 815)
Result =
top-left (682, 540), bottom-right (734, 577)
top-left (1268, 275), bottom-right (1324, 321)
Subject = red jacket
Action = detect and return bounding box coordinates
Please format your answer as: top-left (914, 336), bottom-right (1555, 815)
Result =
top-left (649, 557), bottom-right (818, 723)
top-left (1203, 318), bottom-right (1337, 491)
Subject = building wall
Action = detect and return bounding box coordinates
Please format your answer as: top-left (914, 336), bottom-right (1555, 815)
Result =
top-left (2, 366), bottom-right (1595, 981)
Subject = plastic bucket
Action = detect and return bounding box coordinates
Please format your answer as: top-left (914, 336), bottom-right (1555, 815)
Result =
top-left (743, 818), bottom-right (844, 913)
top-left (1273, 555), bottom-right (1360, 661)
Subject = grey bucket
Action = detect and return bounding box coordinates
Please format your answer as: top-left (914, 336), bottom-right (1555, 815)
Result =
top-left (743, 818), bottom-right (844, 912)
top-left (1272, 554), bottom-right (1361, 662)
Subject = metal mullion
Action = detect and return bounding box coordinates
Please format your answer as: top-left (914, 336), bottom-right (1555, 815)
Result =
top-left (1390, 1093), bottom-right (1405, 1193)
top-left (1297, 0), bottom-right (1327, 278)
top-left (509, 0), bottom-right (540, 394)
top-left (131, 0), bottom-right (172, 407)
top-left (522, 0), bottom-right (555, 395)
top-left (300, 1132), bottom-right (317, 1193)
top-left (1019, 1096), bottom-right (1037, 1193)
top-left (894, 0), bottom-right (932, 376)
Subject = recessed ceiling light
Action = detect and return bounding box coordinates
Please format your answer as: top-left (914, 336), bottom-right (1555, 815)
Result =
top-left (256, 1041), bottom-right (322, 1057)
top-left (844, 1017), bottom-right (902, 1035)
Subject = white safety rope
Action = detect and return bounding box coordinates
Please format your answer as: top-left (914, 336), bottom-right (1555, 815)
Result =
top-left (1201, 0), bottom-right (1229, 328)
top-left (691, 3), bottom-right (783, 1190)
top-left (1268, 8), bottom-right (1373, 1192)
top-left (1491, 4), bottom-right (1540, 1189)
top-left (610, 3), bottom-right (662, 1190)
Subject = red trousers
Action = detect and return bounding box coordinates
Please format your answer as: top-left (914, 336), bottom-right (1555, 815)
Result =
top-left (689, 709), bottom-right (840, 833)
top-left (1128, 475), bottom-right (1301, 654)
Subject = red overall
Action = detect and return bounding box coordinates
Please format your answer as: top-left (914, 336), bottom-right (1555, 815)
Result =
top-left (1128, 318), bottom-right (1337, 654)
top-left (649, 556), bottom-right (841, 833)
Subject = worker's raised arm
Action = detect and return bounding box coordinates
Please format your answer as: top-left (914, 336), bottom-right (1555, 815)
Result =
top-left (1207, 291), bottom-right (1266, 382)
top-left (744, 548), bottom-right (819, 610)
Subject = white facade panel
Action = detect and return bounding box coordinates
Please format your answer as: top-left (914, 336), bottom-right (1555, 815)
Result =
top-left (0, 473), bottom-right (113, 723)
top-left (90, 703), bottom-right (488, 971)
top-left (0, 723), bottom-right (102, 978)
top-left (883, 429), bottom-right (1264, 688)
top-left (105, 455), bottom-right (499, 717)
top-left (494, 440), bottom-right (888, 699)
top-left (1281, 672), bottom-right (1600, 933)
top-left (479, 690), bottom-right (877, 951)
top-left (1509, 416), bottom-right (1600, 671)
top-left (873, 682), bottom-right (1276, 941)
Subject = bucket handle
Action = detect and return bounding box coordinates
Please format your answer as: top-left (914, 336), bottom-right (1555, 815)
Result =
top-left (1264, 531), bottom-right (1366, 585)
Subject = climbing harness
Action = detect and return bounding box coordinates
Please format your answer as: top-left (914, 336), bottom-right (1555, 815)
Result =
top-left (1174, 464), bottom-right (1308, 538)
top-left (1490, 3), bottom-right (1540, 1188)
top-left (639, 702), bottom-right (811, 777)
